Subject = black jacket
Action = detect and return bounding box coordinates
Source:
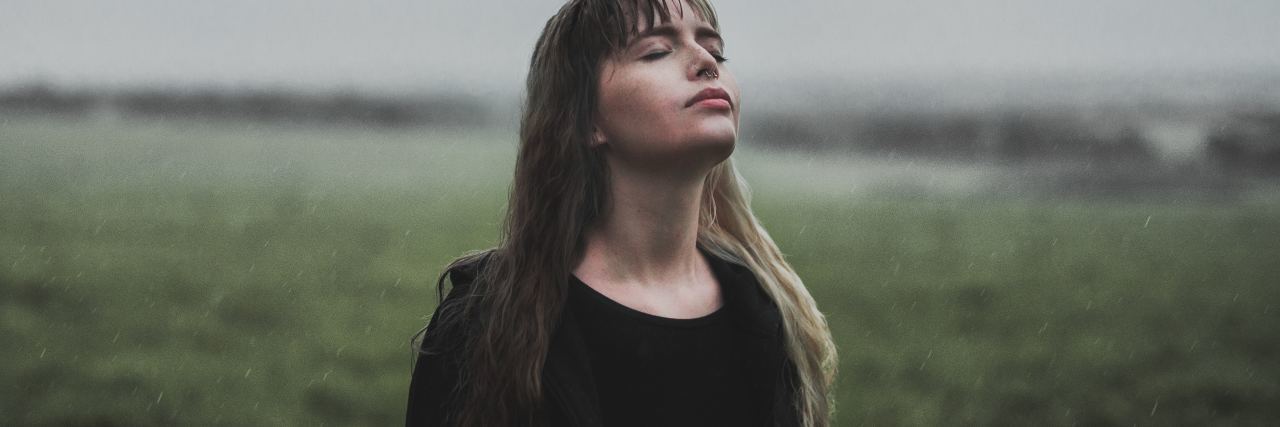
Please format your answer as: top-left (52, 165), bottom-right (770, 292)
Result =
top-left (406, 249), bottom-right (800, 426)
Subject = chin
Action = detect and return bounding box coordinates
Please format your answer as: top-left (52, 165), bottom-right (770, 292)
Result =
top-left (688, 122), bottom-right (737, 146)
top-left (620, 126), bottom-right (738, 172)
top-left (687, 132), bottom-right (736, 163)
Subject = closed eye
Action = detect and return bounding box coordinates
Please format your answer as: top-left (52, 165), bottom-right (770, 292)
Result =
top-left (643, 51), bottom-right (672, 61)
top-left (642, 50), bottom-right (728, 64)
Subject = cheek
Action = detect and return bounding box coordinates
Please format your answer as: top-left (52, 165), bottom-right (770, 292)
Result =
top-left (599, 74), bottom-right (680, 137)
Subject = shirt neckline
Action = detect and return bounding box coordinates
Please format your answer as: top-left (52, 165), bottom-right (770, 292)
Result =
top-left (569, 245), bottom-right (730, 328)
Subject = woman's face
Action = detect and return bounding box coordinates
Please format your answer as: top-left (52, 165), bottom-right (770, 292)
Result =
top-left (593, 0), bottom-right (739, 173)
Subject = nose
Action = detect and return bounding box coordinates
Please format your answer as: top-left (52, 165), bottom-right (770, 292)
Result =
top-left (688, 47), bottom-right (720, 81)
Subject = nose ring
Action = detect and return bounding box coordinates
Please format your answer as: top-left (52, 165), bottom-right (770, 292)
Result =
top-left (698, 68), bottom-right (719, 79)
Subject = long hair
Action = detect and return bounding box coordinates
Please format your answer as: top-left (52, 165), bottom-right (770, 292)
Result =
top-left (415, 0), bottom-right (838, 425)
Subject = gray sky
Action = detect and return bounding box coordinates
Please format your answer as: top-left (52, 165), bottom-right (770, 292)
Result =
top-left (3, 0), bottom-right (1278, 96)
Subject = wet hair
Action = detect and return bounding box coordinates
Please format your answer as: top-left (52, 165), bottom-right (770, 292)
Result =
top-left (414, 0), bottom-right (837, 425)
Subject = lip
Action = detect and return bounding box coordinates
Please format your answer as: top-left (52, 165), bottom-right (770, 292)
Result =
top-left (686, 87), bottom-right (732, 110)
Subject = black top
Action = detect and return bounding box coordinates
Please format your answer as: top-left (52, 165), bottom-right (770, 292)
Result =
top-left (406, 246), bottom-right (797, 427)
top-left (568, 253), bottom-right (765, 426)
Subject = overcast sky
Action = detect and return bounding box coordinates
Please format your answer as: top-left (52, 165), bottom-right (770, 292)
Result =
top-left (3, 0), bottom-right (1278, 96)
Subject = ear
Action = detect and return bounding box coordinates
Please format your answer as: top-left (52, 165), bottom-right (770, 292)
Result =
top-left (591, 127), bottom-right (608, 148)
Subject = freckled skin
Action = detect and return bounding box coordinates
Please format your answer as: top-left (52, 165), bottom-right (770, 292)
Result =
top-left (593, 0), bottom-right (741, 178)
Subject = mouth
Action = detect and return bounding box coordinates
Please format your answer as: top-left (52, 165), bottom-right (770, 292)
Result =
top-left (686, 87), bottom-right (732, 110)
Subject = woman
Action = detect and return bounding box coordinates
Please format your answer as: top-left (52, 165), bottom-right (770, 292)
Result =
top-left (406, 0), bottom-right (837, 425)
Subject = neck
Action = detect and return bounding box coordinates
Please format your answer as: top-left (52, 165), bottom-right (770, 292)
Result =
top-left (576, 162), bottom-right (708, 288)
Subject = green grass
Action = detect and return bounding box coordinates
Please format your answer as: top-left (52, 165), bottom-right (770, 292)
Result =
top-left (1, 116), bottom-right (1277, 426)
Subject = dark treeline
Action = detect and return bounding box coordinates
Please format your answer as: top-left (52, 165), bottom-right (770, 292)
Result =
top-left (0, 83), bottom-right (488, 128)
top-left (1206, 112), bottom-right (1280, 176)
top-left (746, 110), bottom-right (1156, 162)
top-left (4, 82), bottom-right (1278, 177)
top-left (744, 108), bottom-right (1280, 177)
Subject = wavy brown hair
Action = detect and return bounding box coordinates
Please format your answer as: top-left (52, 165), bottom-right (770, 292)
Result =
top-left (414, 0), bottom-right (838, 425)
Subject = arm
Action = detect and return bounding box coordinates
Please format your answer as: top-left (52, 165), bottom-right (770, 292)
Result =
top-left (406, 261), bottom-right (484, 427)
top-left (405, 301), bottom-right (464, 426)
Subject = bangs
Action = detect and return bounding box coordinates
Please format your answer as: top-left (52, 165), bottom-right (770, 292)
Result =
top-left (587, 0), bottom-right (720, 53)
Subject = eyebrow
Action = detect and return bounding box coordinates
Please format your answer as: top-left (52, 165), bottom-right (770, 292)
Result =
top-left (629, 24), bottom-right (724, 49)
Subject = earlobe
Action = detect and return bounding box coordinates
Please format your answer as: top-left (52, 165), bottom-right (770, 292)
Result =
top-left (591, 127), bottom-right (607, 148)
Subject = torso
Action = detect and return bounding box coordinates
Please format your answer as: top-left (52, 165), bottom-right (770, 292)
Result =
top-left (567, 254), bottom-right (767, 426)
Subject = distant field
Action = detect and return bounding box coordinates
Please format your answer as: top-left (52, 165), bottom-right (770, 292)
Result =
top-left (2, 116), bottom-right (1277, 425)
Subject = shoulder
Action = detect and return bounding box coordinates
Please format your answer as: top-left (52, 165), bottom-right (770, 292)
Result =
top-left (699, 245), bottom-right (786, 337)
top-left (439, 250), bottom-right (498, 299)
top-left (699, 245), bottom-right (764, 294)
top-left (419, 250), bottom-right (498, 352)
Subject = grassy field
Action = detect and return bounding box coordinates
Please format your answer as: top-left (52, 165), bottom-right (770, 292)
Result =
top-left (2, 116), bottom-right (1277, 426)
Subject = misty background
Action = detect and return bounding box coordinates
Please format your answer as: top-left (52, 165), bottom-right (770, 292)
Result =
top-left (5, 0), bottom-right (1280, 90)
top-left (2, 0), bottom-right (1278, 425)
top-left (5, 0), bottom-right (1280, 177)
